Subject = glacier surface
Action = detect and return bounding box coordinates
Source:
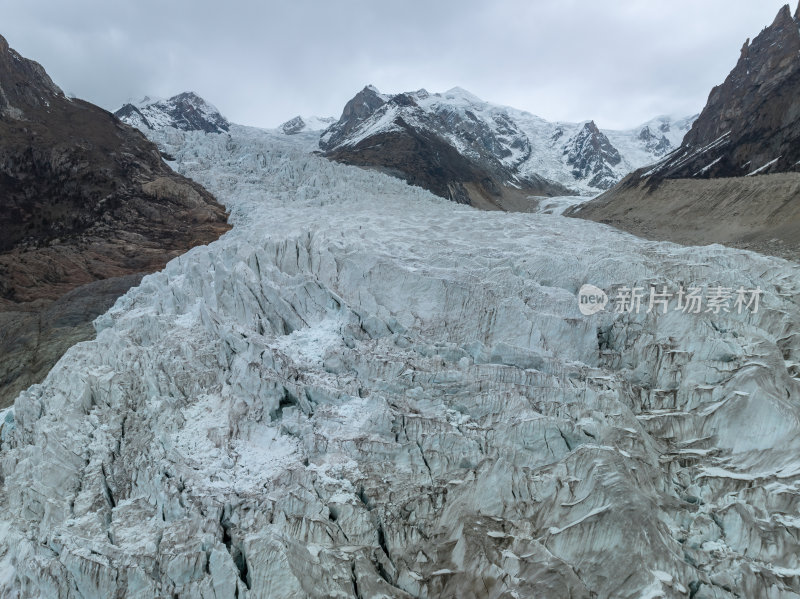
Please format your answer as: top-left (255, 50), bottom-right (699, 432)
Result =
top-left (1, 125), bottom-right (800, 598)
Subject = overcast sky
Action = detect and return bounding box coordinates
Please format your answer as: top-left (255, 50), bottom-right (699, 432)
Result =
top-left (2, 0), bottom-right (792, 129)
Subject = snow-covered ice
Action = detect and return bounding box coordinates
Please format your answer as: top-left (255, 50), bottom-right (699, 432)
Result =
top-left (1, 123), bottom-right (799, 598)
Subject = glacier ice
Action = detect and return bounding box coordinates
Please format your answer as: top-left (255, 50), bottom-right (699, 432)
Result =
top-left (1, 125), bottom-right (800, 598)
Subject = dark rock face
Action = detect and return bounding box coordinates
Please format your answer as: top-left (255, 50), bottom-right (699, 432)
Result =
top-left (325, 117), bottom-right (564, 207)
top-left (321, 85), bottom-right (389, 149)
top-left (563, 121), bottom-right (622, 189)
top-left (637, 126), bottom-right (672, 157)
top-left (645, 3), bottom-right (800, 180)
top-left (279, 115), bottom-right (336, 135)
top-left (570, 2), bottom-right (800, 260)
top-left (0, 37), bottom-right (62, 116)
top-left (280, 116), bottom-right (306, 135)
top-left (320, 86), bottom-right (571, 208)
top-left (0, 34), bottom-right (231, 407)
top-left (115, 92), bottom-right (230, 134)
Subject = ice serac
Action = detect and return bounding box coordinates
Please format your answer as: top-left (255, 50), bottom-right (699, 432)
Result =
top-left (1, 119), bottom-right (800, 598)
top-left (571, 2), bottom-right (800, 260)
top-left (115, 92), bottom-right (230, 134)
top-left (320, 85), bottom-right (695, 209)
top-left (0, 36), bottom-right (231, 407)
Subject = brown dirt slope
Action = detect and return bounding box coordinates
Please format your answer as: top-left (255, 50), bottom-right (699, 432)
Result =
top-left (0, 34), bottom-right (231, 407)
top-left (569, 173), bottom-right (800, 261)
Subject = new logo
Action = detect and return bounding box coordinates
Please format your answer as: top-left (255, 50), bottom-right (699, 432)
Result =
top-left (578, 284), bottom-right (608, 315)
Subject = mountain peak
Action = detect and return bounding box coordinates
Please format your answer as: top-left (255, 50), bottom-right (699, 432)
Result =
top-left (0, 33), bottom-right (63, 117)
top-left (583, 120), bottom-right (600, 133)
top-left (770, 2), bottom-right (800, 38)
top-left (175, 90), bottom-right (203, 101)
top-left (354, 85), bottom-right (390, 104)
top-left (565, 120), bottom-right (622, 189)
top-left (325, 85), bottom-right (389, 142)
top-left (442, 86), bottom-right (483, 103)
top-left (648, 0), bottom-right (800, 178)
top-left (115, 92), bottom-right (229, 134)
top-left (773, 3), bottom-right (794, 25)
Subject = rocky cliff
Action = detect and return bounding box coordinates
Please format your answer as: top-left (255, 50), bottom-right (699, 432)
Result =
top-left (0, 34), bottom-right (231, 407)
top-left (563, 120), bottom-right (622, 189)
top-left (570, 3), bottom-right (800, 260)
top-left (664, 3), bottom-right (800, 179)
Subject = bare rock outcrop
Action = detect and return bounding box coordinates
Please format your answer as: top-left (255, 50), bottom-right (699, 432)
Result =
top-left (0, 34), bottom-right (231, 407)
top-left (571, 3), bottom-right (800, 259)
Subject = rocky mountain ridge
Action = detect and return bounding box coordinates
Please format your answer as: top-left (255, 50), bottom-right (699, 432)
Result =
top-left (570, 2), bottom-right (800, 261)
top-left (656, 2), bottom-right (800, 180)
top-left (115, 92), bottom-right (230, 134)
top-left (0, 35), bottom-right (231, 408)
top-left (319, 85), bottom-right (695, 208)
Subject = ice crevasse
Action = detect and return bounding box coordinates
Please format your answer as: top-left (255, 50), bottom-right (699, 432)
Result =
top-left (1, 126), bottom-right (800, 598)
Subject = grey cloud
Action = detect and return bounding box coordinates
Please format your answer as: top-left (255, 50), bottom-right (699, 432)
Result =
top-left (2, 0), bottom-right (791, 128)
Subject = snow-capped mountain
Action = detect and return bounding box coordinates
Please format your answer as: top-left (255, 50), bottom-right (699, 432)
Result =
top-left (2, 109), bottom-right (800, 597)
top-left (320, 85), bottom-right (695, 203)
top-left (115, 92), bottom-right (230, 134)
top-left (280, 115), bottom-right (336, 135)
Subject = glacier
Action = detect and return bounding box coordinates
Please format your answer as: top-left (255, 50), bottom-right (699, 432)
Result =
top-left (1, 124), bottom-right (800, 598)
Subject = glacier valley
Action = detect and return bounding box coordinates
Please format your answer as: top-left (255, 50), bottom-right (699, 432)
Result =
top-left (1, 125), bottom-right (800, 598)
